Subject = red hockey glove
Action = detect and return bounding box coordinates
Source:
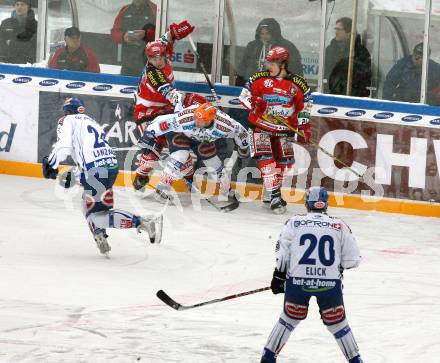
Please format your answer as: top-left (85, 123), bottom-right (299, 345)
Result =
top-left (184, 93), bottom-right (207, 107)
top-left (297, 122), bottom-right (311, 144)
top-left (169, 21), bottom-right (194, 40)
top-left (251, 96), bottom-right (267, 118)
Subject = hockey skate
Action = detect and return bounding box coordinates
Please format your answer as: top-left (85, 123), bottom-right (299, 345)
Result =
top-left (270, 188), bottom-right (287, 215)
top-left (137, 214), bottom-right (163, 244)
top-left (133, 174), bottom-right (150, 191)
top-left (153, 188), bottom-right (173, 204)
top-left (93, 228), bottom-right (111, 256)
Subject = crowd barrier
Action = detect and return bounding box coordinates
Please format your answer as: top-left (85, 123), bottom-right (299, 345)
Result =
top-left (0, 63), bottom-right (439, 217)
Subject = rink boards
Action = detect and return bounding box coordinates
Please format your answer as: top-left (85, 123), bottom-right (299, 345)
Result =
top-left (0, 64), bottom-right (439, 217)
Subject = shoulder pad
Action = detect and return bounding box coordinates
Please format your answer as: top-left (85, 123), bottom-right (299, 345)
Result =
top-left (249, 71), bottom-right (270, 82)
top-left (146, 68), bottom-right (168, 89)
top-left (287, 74), bottom-right (309, 93)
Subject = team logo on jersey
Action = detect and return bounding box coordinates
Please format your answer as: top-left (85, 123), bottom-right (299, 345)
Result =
top-left (332, 222), bottom-right (342, 231)
top-left (159, 121), bottom-right (170, 131)
top-left (120, 219), bottom-right (133, 228)
top-left (264, 79), bottom-right (273, 88)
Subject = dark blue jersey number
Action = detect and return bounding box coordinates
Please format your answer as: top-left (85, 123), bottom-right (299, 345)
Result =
top-left (87, 125), bottom-right (109, 148)
top-left (299, 234), bottom-right (335, 266)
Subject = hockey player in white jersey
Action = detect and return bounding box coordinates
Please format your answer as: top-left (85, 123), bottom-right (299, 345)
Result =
top-left (42, 98), bottom-right (163, 256)
top-left (261, 186), bottom-right (363, 363)
top-left (138, 102), bottom-right (249, 205)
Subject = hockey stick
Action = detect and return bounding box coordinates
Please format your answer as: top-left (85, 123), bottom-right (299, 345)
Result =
top-left (156, 286), bottom-right (270, 311)
top-left (261, 114), bottom-right (364, 178)
top-left (187, 34), bottom-right (220, 107)
top-left (182, 177), bottom-right (239, 212)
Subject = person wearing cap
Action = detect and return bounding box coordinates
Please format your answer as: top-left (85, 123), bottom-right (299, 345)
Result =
top-left (235, 18), bottom-right (303, 86)
top-left (48, 27), bottom-right (100, 73)
top-left (383, 42), bottom-right (440, 105)
top-left (111, 0), bottom-right (157, 76)
top-left (0, 0), bottom-right (37, 64)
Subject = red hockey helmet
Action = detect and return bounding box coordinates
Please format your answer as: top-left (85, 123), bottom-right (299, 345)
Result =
top-left (266, 46), bottom-right (289, 63)
top-left (145, 40), bottom-right (166, 58)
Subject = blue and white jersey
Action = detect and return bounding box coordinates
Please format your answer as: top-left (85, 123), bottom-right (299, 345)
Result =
top-left (146, 105), bottom-right (249, 148)
top-left (48, 114), bottom-right (117, 172)
top-left (276, 212), bottom-right (361, 290)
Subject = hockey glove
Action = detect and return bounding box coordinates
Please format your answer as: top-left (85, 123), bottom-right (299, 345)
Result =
top-left (251, 96), bottom-right (267, 119)
top-left (270, 268), bottom-right (286, 294)
top-left (237, 146), bottom-right (249, 159)
top-left (296, 122), bottom-right (311, 144)
top-left (42, 156), bottom-right (58, 179)
top-left (169, 20), bottom-right (194, 40)
top-left (137, 130), bottom-right (158, 151)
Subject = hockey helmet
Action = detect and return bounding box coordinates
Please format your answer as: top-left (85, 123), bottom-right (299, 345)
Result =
top-left (304, 186), bottom-right (328, 211)
top-left (266, 46), bottom-right (289, 63)
top-left (194, 102), bottom-right (217, 127)
top-left (145, 40), bottom-right (166, 58)
top-left (63, 97), bottom-right (85, 114)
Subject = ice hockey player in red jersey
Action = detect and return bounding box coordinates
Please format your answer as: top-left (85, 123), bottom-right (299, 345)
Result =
top-left (239, 46), bottom-right (312, 214)
top-left (132, 20), bottom-right (197, 191)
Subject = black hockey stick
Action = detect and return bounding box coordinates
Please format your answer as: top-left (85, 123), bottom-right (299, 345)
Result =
top-left (183, 177), bottom-right (239, 212)
top-left (262, 113), bottom-right (364, 178)
top-left (188, 34), bottom-right (220, 107)
top-left (156, 286), bottom-right (271, 311)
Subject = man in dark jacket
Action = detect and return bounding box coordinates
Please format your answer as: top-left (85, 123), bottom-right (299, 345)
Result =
top-left (235, 18), bottom-right (303, 86)
top-left (383, 43), bottom-right (440, 105)
top-left (324, 17), bottom-right (371, 97)
top-left (0, 0), bottom-right (37, 64)
top-left (48, 27), bottom-right (100, 73)
top-left (111, 0), bottom-right (157, 76)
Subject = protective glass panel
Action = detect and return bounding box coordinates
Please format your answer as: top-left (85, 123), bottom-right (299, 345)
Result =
top-left (222, 0), bottom-right (321, 89)
top-left (63, 0), bottom-right (158, 75)
top-left (323, 0), bottom-right (373, 97)
top-left (427, 3), bottom-right (440, 106)
top-left (0, 0), bottom-right (38, 65)
top-left (166, 0), bottom-right (216, 82)
top-left (370, 1), bottom-right (426, 103)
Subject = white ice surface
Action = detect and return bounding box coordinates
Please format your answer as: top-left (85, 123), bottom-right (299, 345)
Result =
top-left (0, 174), bottom-right (439, 363)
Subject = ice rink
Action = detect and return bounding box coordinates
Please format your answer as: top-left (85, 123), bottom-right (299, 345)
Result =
top-left (0, 174), bottom-right (439, 363)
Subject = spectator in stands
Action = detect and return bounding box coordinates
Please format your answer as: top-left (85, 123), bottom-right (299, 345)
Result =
top-left (235, 18), bottom-right (303, 86)
top-left (48, 27), bottom-right (100, 73)
top-left (0, 0), bottom-right (37, 64)
top-left (383, 43), bottom-right (440, 105)
top-left (111, 0), bottom-right (157, 76)
top-left (324, 17), bottom-right (371, 97)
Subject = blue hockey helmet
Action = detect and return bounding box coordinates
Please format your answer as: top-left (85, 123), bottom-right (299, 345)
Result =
top-left (304, 186), bottom-right (328, 211)
top-left (63, 97), bottom-right (85, 115)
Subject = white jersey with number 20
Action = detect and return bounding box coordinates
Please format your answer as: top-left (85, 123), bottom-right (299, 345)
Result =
top-left (276, 212), bottom-right (361, 287)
